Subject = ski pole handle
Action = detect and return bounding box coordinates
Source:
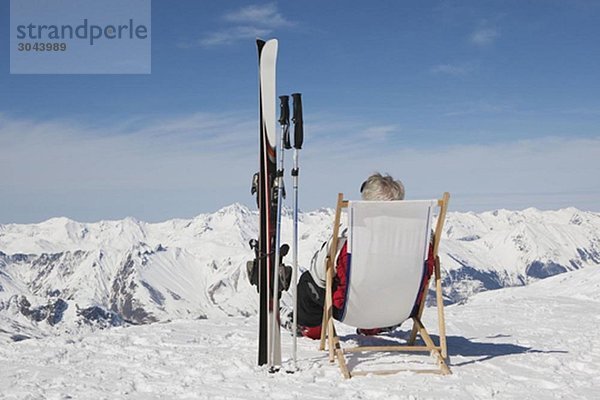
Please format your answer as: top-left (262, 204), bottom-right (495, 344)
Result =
top-left (291, 93), bottom-right (303, 150)
top-left (279, 95), bottom-right (291, 150)
top-left (279, 95), bottom-right (290, 125)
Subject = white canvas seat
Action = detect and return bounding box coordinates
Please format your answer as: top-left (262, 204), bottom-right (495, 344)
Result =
top-left (340, 200), bottom-right (435, 328)
top-left (319, 193), bottom-right (451, 378)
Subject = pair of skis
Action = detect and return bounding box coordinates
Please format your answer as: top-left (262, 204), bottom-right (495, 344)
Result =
top-left (254, 38), bottom-right (303, 370)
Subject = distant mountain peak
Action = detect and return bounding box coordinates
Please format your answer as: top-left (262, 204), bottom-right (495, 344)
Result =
top-left (1, 205), bottom-right (599, 342)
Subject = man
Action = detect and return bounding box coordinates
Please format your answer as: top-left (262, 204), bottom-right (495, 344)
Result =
top-left (289, 172), bottom-right (424, 339)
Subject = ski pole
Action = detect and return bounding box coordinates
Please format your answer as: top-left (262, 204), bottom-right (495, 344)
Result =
top-left (291, 93), bottom-right (303, 370)
top-left (270, 95), bottom-right (289, 370)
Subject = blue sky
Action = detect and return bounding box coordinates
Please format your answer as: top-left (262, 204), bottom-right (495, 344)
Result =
top-left (1, 0), bottom-right (599, 223)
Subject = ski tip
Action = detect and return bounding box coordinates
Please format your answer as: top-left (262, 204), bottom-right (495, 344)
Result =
top-left (256, 38), bottom-right (278, 44)
top-left (256, 38), bottom-right (278, 55)
top-left (257, 38), bottom-right (278, 46)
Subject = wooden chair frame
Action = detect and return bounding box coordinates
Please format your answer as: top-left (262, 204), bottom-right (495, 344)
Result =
top-left (319, 192), bottom-right (451, 378)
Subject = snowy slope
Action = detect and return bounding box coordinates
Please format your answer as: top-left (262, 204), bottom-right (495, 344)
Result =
top-left (0, 204), bottom-right (334, 341)
top-left (441, 207), bottom-right (600, 302)
top-left (0, 266), bottom-right (598, 399)
top-left (1, 204), bottom-right (599, 342)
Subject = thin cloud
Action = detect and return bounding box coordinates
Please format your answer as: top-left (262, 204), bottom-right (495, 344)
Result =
top-left (430, 63), bottom-right (475, 76)
top-left (470, 26), bottom-right (499, 46)
top-left (199, 26), bottom-right (272, 48)
top-left (0, 113), bottom-right (258, 222)
top-left (0, 112), bottom-right (257, 181)
top-left (223, 3), bottom-right (290, 28)
top-left (2, 113), bottom-right (599, 223)
top-left (303, 136), bottom-right (600, 212)
top-left (361, 125), bottom-right (398, 141)
top-left (304, 115), bottom-right (400, 146)
top-left (192, 3), bottom-right (293, 48)
top-left (561, 107), bottom-right (600, 116)
top-left (442, 101), bottom-right (510, 117)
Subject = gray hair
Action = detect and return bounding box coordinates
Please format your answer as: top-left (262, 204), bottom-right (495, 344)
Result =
top-left (360, 173), bottom-right (405, 201)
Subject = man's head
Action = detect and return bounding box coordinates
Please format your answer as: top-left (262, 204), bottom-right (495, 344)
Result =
top-left (360, 173), bottom-right (405, 201)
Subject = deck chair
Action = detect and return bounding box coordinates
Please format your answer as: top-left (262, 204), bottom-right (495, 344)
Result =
top-left (319, 192), bottom-right (451, 378)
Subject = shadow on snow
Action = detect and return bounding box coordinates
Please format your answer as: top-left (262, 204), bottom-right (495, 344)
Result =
top-left (332, 330), bottom-right (567, 370)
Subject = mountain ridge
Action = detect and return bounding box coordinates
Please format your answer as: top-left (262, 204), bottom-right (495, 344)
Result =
top-left (1, 204), bottom-right (599, 342)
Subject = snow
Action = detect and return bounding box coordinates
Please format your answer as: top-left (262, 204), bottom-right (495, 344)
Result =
top-left (1, 266), bottom-right (598, 399)
top-left (1, 204), bottom-right (600, 398)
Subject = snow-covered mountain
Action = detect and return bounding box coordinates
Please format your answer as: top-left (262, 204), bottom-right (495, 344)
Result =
top-left (441, 207), bottom-right (600, 302)
top-left (1, 204), bottom-right (599, 342)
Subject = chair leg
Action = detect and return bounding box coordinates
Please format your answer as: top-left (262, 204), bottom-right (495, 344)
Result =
top-left (414, 318), bottom-right (451, 375)
top-left (321, 193), bottom-right (345, 352)
top-left (334, 343), bottom-right (350, 378)
top-left (433, 194), bottom-right (450, 360)
top-left (326, 320), bottom-right (334, 362)
top-left (434, 258), bottom-right (448, 360)
top-left (319, 304), bottom-right (328, 351)
top-left (322, 274), bottom-right (335, 361)
top-left (327, 320), bottom-right (350, 378)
